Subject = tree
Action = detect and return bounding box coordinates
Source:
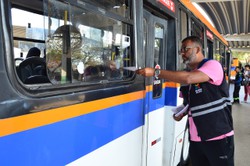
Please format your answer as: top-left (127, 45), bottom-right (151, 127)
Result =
top-left (232, 51), bottom-right (250, 65)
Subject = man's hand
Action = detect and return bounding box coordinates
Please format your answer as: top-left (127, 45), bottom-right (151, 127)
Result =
top-left (173, 113), bottom-right (186, 121)
top-left (136, 67), bottom-right (155, 77)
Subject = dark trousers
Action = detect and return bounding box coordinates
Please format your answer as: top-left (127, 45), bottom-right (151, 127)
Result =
top-left (233, 85), bottom-right (241, 102)
top-left (189, 136), bottom-right (234, 166)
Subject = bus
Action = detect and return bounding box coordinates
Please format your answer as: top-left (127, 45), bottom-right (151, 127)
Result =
top-left (0, 0), bottom-right (231, 165)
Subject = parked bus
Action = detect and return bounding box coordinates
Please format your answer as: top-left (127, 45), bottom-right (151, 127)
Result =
top-left (0, 0), bottom-right (231, 165)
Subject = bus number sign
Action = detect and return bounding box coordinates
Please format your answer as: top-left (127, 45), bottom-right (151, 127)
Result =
top-left (157, 0), bottom-right (175, 12)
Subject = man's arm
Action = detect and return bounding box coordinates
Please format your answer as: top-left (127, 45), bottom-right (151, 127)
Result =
top-left (136, 67), bottom-right (210, 84)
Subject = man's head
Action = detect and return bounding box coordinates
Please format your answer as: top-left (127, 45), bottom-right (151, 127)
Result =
top-left (26, 47), bottom-right (41, 58)
top-left (180, 36), bottom-right (204, 69)
top-left (245, 64), bottom-right (250, 71)
top-left (107, 60), bottom-right (117, 70)
top-left (235, 66), bottom-right (241, 73)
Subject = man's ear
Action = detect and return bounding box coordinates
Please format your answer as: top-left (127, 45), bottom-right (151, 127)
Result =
top-left (196, 46), bottom-right (201, 54)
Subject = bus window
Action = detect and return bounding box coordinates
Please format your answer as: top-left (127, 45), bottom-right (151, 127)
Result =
top-left (84, 0), bottom-right (131, 18)
top-left (153, 23), bottom-right (163, 98)
top-left (191, 19), bottom-right (204, 54)
top-left (12, 8), bottom-right (47, 84)
top-left (178, 9), bottom-right (188, 70)
top-left (45, 0), bottom-right (133, 84)
top-left (191, 19), bottom-right (203, 38)
top-left (11, 0), bottom-right (134, 86)
top-left (219, 42), bottom-right (225, 65)
top-left (214, 39), bottom-right (220, 61)
top-left (12, 9), bottom-right (46, 61)
top-left (214, 40), bottom-right (226, 67)
top-left (207, 40), bottom-right (213, 59)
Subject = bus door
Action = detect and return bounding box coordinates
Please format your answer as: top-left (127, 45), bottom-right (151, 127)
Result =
top-left (143, 10), bottom-right (168, 166)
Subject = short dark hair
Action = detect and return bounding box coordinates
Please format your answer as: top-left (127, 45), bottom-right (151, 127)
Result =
top-left (235, 66), bottom-right (241, 70)
top-left (245, 64), bottom-right (250, 68)
top-left (182, 36), bottom-right (203, 48)
top-left (26, 47), bottom-right (41, 58)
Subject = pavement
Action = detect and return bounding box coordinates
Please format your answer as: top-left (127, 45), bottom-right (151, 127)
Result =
top-left (229, 84), bottom-right (250, 166)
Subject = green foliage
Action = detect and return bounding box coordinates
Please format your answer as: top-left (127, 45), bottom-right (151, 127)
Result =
top-left (232, 51), bottom-right (250, 65)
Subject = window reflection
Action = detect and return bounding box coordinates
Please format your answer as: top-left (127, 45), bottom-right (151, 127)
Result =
top-left (45, 0), bottom-right (133, 84)
top-left (81, 0), bottom-right (131, 18)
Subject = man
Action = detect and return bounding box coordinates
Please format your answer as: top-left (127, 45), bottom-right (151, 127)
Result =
top-left (232, 66), bottom-right (243, 104)
top-left (137, 36), bottom-right (234, 166)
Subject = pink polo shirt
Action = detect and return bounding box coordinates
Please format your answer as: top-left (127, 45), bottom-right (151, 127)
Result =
top-left (188, 60), bottom-right (234, 142)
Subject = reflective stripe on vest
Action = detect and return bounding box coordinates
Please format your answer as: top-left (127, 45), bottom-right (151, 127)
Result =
top-left (190, 97), bottom-right (232, 117)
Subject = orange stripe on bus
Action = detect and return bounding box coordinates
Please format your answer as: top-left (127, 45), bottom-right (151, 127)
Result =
top-left (0, 91), bottom-right (145, 137)
top-left (0, 83), bottom-right (180, 137)
top-left (146, 85), bottom-right (151, 92)
top-left (146, 82), bottom-right (179, 91)
top-left (164, 82), bottom-right (180, 88)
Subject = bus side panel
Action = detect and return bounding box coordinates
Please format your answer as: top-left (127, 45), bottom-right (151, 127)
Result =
top-left (0, 99), bottom-right (144, 166)
top-left (67, 127), bottom-right (143, 166)
top-left (146, 107), bottom-right (165, 166)
top-left (145, 84), bottom-right (187, 166)
top-left (145, 88), bottom-right (165, 166)
top-left (163, 85), bottom-right (188, 166)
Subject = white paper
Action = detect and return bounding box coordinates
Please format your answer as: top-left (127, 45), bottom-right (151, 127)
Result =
top-left (123, 66), bottom-right (137, 71)
top-left (172, 104), bottom-right (189, 117)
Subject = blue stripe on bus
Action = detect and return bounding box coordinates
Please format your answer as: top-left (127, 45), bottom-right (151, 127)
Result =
top-left (0, 99), bottom-right (144, 166)
top-left (165, 87), bottom-right (178, 106)
top-left (147, 90), bottom-right (166, 113)
top-left (146, 86), bottom-right (177, 113)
